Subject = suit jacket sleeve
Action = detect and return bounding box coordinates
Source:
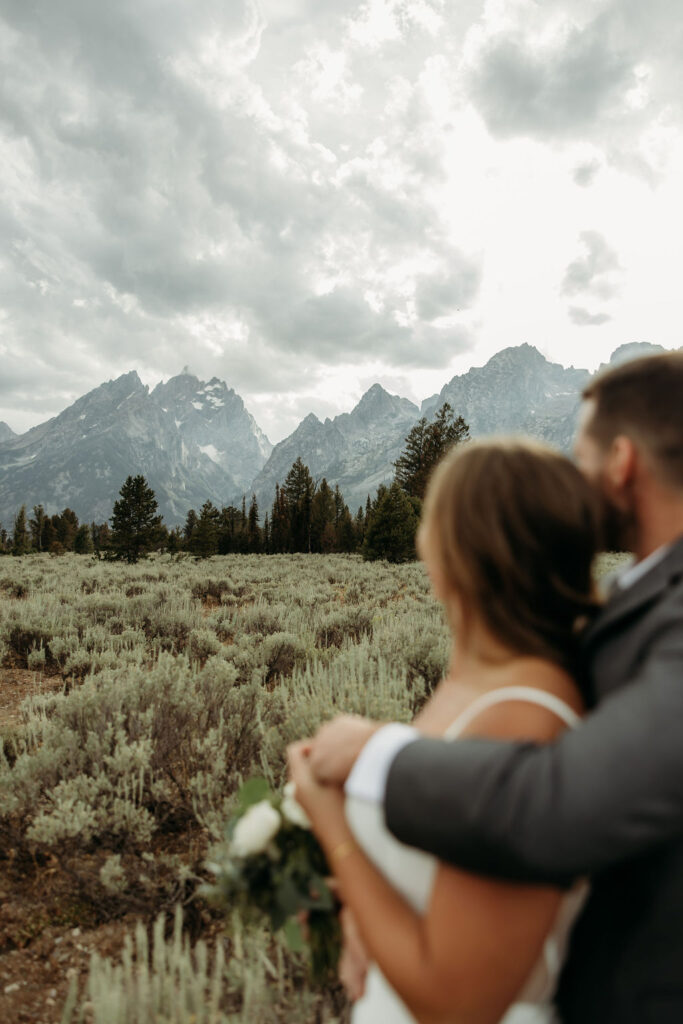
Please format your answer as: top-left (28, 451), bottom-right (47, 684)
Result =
top-left (385, 615), bottom-right (683, 886)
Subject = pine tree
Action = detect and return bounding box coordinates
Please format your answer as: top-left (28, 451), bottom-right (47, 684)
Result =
top-left (362, 483), bottom-right (420, 563)
top-left (191, 501), bottom-right (220, 558)
top-left (218, 505), bottom-right (240, 554)
top-left (247, 495), bottom-right (261, 553)
top-left (91, 522), bottom-right (111, 558)
top-left (337, 505), bottom-right (357, 552)
top-left (184, 509), bottom-right (198, 546)
top-left (52, 508), bottom-right (79, 550)
top-left (311, 479), bottom-right (335, 552)
top-left (110, 475), bottom-right (163, 563)
top-left (354, 505), bottom-right (365, 546)
top-left (270, 484), bottom-right (289, 553)
top-left (42, 517), bottom-right (57, 551)
top-left (12, 505), bottom-right (30, 556)
top-left (228, 495), bottom-right (247, 553)
top-left (333, 484), bottom-right (345, 528)
top-left (73, 524), bottom-right (94, 554)
top-left (394, 403), bottom-right (470, 500)
top-left (166, 526), bottom-right (183, 554)
top-left (283, 458), bottom-right (315, 552)
top-left (29, 505), bottom-right (47, 552)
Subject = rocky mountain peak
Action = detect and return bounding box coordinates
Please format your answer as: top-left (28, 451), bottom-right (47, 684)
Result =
top-left (150, 371), bottom-right (272, 492)
top-left (422, 344), bottom-right (590, 445)
top-left (0, 422), bottom-right (16, 442)
top-left (298, 412), bottom-right (323, 431)
top-left (152, 372), bottom-right (200, 402)
top-left (607, 342), bottom-right (666, 368)
top-left (485, 342), bottom-right (545, 369)
top-left (62, 371), bottom-right (148, 426)
top-left (107, 370), bottom-right (145, 392)
top-left (356, 382), bottom-right (390, 406)
top-left (346, 385), bottom-right (418, 429)
top-left (352, 384), bottom-right (395, 418)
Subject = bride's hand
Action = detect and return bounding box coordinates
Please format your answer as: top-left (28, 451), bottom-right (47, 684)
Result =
top-left (286, 741), bottom-right (347, 839)
top-left (339, 905), bottom-right (369, 1001)
top-left (307, 715), bottom-right (382, 785)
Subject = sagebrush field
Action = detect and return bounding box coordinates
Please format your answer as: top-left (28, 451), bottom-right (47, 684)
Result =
top-left (0, 551), bottom-right (626, 1023)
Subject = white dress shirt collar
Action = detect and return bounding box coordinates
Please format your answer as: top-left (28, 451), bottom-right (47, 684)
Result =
top-left (616, 544), bottom-right (671, 591)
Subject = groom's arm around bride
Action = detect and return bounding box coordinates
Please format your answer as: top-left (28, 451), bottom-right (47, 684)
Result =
top-left (386, 544), bottom-right (683, 883)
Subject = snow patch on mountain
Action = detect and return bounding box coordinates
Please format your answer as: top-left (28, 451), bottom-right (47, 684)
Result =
top-left (199, 444), bottom-right (221, 463)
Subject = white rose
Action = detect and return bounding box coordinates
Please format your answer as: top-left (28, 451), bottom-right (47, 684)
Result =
top-left (281, 781), bottom-right (311, 830)
top-left (231, 800), bottom-right (282, 857)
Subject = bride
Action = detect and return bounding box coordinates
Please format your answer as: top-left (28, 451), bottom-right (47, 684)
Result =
top-left (288, 439), bottom-right (601, 1024)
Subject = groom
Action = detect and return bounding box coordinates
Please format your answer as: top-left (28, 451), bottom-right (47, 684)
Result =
top-left (309, 350), bottom-right (683, 1024)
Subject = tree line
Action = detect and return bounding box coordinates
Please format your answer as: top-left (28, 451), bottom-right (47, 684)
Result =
top-left (0, 505), bottom-right (110, 557)
top-left (0, 404), bottom-right (469, 564)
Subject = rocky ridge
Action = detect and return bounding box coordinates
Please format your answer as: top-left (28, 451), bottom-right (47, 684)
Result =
top-left (0, 372), bottom-right (269, 527)
top-left (250, 384), bottom-right (419, 513)
top-left (0, 342), bottom-right (671, 527)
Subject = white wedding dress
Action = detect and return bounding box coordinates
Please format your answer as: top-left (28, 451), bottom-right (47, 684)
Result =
top-left (345, 686), bottom-right (588, 1024)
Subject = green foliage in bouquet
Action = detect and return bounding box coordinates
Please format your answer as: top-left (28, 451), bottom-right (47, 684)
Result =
top-left (203, 777), bottom-right (341, 985)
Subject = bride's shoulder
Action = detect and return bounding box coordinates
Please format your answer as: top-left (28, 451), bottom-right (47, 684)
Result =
top-left (460, 661), bottom-right (584, 744)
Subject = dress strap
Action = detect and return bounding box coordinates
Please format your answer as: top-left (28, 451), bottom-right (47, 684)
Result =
top-left (443, 685), bottom-right (581, 740)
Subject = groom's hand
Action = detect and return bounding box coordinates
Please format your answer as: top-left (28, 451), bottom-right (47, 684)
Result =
top-left (308, 715), bottom-right (382, 785)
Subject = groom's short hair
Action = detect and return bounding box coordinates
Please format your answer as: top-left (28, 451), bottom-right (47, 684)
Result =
top-left (583, 351), bottom-right (683, 488)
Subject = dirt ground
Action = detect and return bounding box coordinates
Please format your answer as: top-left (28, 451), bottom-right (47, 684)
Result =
top-left (0, 668), bottom-right (64, 733)
top-left (0, 670), bottom-right (129, 1022)
top-left (0, 918), bottom-right (132, 1024)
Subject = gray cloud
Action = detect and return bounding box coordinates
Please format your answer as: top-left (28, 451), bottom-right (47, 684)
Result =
top-left (415, 262), bottom-right (482, 321)
top-left (561, 231), bottom-right (621, 300)
top-left (561, 230), bottom-right (621, 328)
top-left (463, 0), bottom-right (683, 182)
top-left (467, 17), bottom-right (634, 140)
top-left (568, 307), bottom-right (612, 327)
top-left (573, 159), bottom-right (601, 187)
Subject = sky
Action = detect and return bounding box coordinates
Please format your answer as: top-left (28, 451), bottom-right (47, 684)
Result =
top-left (1, 0), bottom-right (682, 443)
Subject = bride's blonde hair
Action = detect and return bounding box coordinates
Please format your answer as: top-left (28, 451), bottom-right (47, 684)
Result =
top-left (420, 438), bottom-right (601, 673)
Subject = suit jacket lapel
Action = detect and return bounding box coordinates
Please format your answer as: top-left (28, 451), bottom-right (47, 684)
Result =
top-left (584, 535), bottom-right (683, 650)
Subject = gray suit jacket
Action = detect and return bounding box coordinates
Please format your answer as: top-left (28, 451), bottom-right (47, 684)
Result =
top-left (385, 534), bottom-right (683, 1024)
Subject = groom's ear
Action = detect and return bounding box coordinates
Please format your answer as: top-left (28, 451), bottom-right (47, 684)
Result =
top-left (604, 436), bottom-right (637, 499)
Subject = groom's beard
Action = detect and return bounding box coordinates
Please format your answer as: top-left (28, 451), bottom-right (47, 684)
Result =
top-left (600, 493), bottom-right (637, 553)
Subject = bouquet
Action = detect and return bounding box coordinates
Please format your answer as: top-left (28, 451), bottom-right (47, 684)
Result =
top-left (204, 777), bottom-right (341, 983)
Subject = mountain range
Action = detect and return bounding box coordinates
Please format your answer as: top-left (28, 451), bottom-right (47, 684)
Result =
top-left (0, 342), bottom-right (668, 527)
top-left (0, 371), bottom-right (270, 526)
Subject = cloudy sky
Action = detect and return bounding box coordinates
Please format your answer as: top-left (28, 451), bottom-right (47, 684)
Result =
top-left (1, 0), bottom-right (682, 442)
